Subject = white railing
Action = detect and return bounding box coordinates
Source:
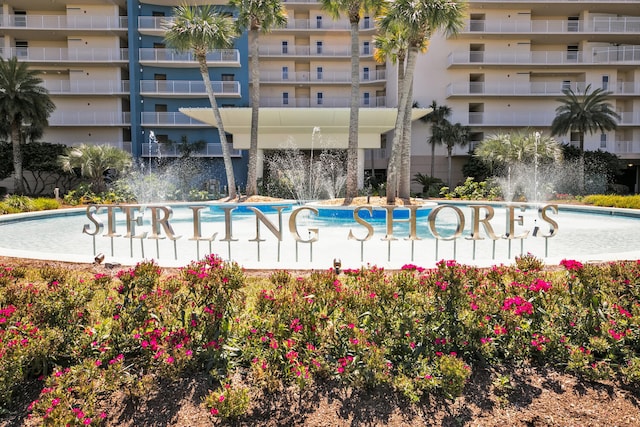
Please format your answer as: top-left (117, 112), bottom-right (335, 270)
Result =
top-left (48, 112), bottom-right (131, 126)
top-left (276, 18), bottom-right (375, 31)
top-left (448, 81), bottom-right (585, 96)
top-left (448, 46), bottom-right (640, 65)
top-left (42, 80), bottom-right (130, 94)
top-left (258, 45), bottom-right (372, 57)
top-left (140, 80), bottom-right (241, 96)
top-left (138, 48), bottom-right (240, 65)
top-left (0, 14), bottom-right (127, 30)
top-left (140, 142), bottom-right (241, 157)
top-left (0, 47), bottom-right (128, 62)
top-left (614, 141), bottom-right (640, 155)
top-left (140, 112), bottom-right (210, 126)
top-left (451, 111), bottom-right (640, 126)
top-left (260, 69), bottom-right (386, 83)
top-left (617, 111), bottom-right (640, 125)
top-left (259, 96), bottom-right (386, 108)
top-left (463, 17), bottom-right (640, 34)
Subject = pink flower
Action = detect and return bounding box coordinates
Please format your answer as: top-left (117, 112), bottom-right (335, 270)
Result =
top-left (210, 408), bottom-right (219, 415)
top-left (218, 395), bottom-right (225, 403)
top-left (560, 259), bottom-right (583, 271)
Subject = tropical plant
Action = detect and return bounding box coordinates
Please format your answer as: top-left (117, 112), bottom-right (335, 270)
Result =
top-left (550, 84), bottom-right (620, 151)
top-left (475, 130), bottom-right (563, 168)
top-left (163, 4), bottom-right (239, 199)
top-left (0, 57), bottom-right (55, 195)
top-left (380, 0), bottom-right (466, 203)
top-left (321, 0), bottom-right (385, 202)
top-left (58, 144), bottom-right (132, 193)
top-left (420, 100), bottom-right (452, 178)
top-left (412, 172), bottom-right (443, 197)
top-left (435, 121), bottom-right (470, 187)
top-left (230, 0), bottom-right (287, 197)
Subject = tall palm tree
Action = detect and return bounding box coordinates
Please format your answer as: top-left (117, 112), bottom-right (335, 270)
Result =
top-left (321, 0), bottom-right (385, 202)
top-left (59, 144), bottom-right (132, 194)
top-left (476, 131), bottom-right (563, 166)
top-left (420, 100), bottom-right (452, 178)
top-left (230, 0), bottom-right (287, 197)
top-left (163, 4), bottom-right (239, 199)
top-left (438, 121), bottom-right (470, 187)
top-left (380, 0), bottom-right (466, 203)
top-left (550, 84), bottom-right (620, 151)
top-left (0, 57), bottom-right (55, 195)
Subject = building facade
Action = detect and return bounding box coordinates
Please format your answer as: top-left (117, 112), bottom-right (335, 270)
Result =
top-left (1, 0), bottom-right (639, 194)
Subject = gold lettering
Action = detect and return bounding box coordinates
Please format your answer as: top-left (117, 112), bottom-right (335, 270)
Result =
top-left (505, 204), bottom-right (529, 240)
top-left (467, 205), bottom-right (499, 240)
top-left (289, 206), bottom-right (319, 243)
top-left (249, 206), bottom-right (286, 242)
top-left (148, 206), bottom-right (180, 241)
top-left (103, 205), bottom-right (122, 238)
top-left (347, 206), bottom-right (374, 241)
top-left (539, 204), bottom-right (559, 237)
top-left (220, 206), bottom-right (238, 242)
top-left (188, 206), bottom-right (217, 241)
top-left (82, 205), bottom-right (103, 236)
top-left (428, 205), bottom-right (465, 241)
top-left (122, 205), bottom-right (147, 239)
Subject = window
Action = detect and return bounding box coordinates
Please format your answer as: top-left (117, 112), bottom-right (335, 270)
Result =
top-left (14, 11), bottom-right (26, 27)
top-left (363, 16), bottom-right (370, 29)
top-left (15, 41), bottom-right (28, 57)
top-left (600, 133), bottom-right (607, 149)
top-left (317, 92), bottom-right (323, 105)
top-left (363, 67), bottom-right (370, 80)
top-left (221, 74), bottom-right (234, 81)
top-left (316, 41), bottom-right (323, 54)
top-left (316, 66), bottom-right (323, 80)
top-left (363, 42), bottom-right (370, 55)
top-left (316, 16), bottom-right (322, 29)
top-left (363, 92), bottom-right (370, 106)
top-left (567, 45), bottom-right (578, 61)
top-left (602, 75), bottom-right (609, 90)
top-left (282, 66), bottom-right (289, 80)
top-left (155, 104), bottom-right (168, 113)
top-left (283, 92), bottom-right (289, 105)
top-left (282, 41), bottom-right (288, 54)
top-left (568, 16), bottom-right (579, 32)
top-left (562, 80), bottom-right (571, 91)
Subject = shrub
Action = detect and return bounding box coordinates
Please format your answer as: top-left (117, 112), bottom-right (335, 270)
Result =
top-left (31, 198), bottom-right (60, 211)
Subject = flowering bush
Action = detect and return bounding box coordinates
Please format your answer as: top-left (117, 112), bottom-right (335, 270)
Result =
top-left (1, 257), bottom-right (640, 422)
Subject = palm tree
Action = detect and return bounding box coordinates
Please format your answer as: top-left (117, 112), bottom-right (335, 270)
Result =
top-left (437, 121), bottom-right (470, 187)
top-left (0, 57), bottom-right (55, 195)
top-left (59, 144), bottom-right (132, 193)
top-left (379, 0), bottom-right (466, 203)
top-left (321, 0), bottom-right (385, 202)
top-left (163, 4), bottom-right (239, 199)
top-left (230, 0), bottom-right (287, 197)
top-left (420, 100), bottom-right (452, 178)
top-left (551, 84), bottom-right (620, 151)
top-left (476, 130), bottom-right (563, 166)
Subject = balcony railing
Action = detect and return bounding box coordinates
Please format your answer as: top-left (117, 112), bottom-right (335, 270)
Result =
top-left (276, 18), bottom-right (376, 31)
top-left (260, 96), bottom-right (386, 107)
top-left (141, 142), bottom-right (242, 158)
top-left (141, 112), bottom-right (211, 126)
top-left (447, 81), bottom-right (640, 97)
top-left (42, 80), bottom-right (130, 95)
top-left (0, 14), bottom-right (127, 30)
top-left (451, 111), bottom-right (640, 127)
top-left (462, 17), bottom-right (640, 34)
top-left (615, 141), bottom-right (640, 155)
top-left (49, 112), bottom-right (131, 126)
top-left (140, 80), bottom-right (241, 97)
top-left (68, 141), bottom-right (132, 153)
top-left (448, 46), bottom-right (640, 66)
top-left (138, 48), bottom-right (240, 66)
top-left (260, 69), bottom-right (386, 83)
top-left (0, 47), bottom-right (128, 63)
top-left (258, 45), bottom-right (372, 57)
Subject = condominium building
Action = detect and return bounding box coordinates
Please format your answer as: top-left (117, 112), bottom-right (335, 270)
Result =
top-left (1, 0), bottom-right (639, 194)
top-left (410, 0), bottom-right (640, 193)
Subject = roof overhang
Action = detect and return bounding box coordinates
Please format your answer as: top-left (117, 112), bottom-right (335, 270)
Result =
top-left (179, 107), bottom-right (431, 150)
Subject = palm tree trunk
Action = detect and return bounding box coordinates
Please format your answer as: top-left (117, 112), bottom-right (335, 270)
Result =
top-left (447, 147), bottom-right (453, 188)
top-left (430, 140), bottom-right (436, 178)
top-left (386, 47), bottom-right (417, 204)
top-left (345, 20), bottom-right (360, 203)
top-left (198, 56), bottom-right (236, 199)
top-left (398, 82), bottom-right (413, 199)
top-left (11, 122), bottom-right (24, 195)
top-left (246, 28), bottom-right (260, 196)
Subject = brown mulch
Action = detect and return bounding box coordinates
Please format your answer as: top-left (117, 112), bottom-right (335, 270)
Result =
top-left (1, 256), bottom-right (640, 426)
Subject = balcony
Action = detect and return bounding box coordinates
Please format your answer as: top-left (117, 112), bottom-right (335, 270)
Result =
top-left (141, 142), bottom-right (242, 158)
top-left (49, 112), bottom-right (131, 126)
top-left (274, 18), bottom-right (376, 32)
top-left (614, 141), bottom-right (640, 156)
top-left (448, 46), bottom-right (640, 67)
top-left (42, 80), bottom-right (130, 95)
top-left (260, 69), bottom-right (386, 84)
top-left (260, 96), bottom-right (386, 107)
top-left (451, 111), bottom-right (640, 127)
top-left (68, 141), bottom-right (132, 153)
top-left (0, 14), bottom-right (128, 31)
top-left (140, 80), bottom-right (241, 98)
top-left (141, 112), bottom-right (211, 127)
top-left (258, 45), bottom-right (372, 58)
top-left (447, 81), bottom-right (640, 97)
top-left (0, 47), bottom-right (128, 64)
top-left (461, 17), bottom-right (640, 34)
top-left (138, 48), bottom-right (240, 67)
